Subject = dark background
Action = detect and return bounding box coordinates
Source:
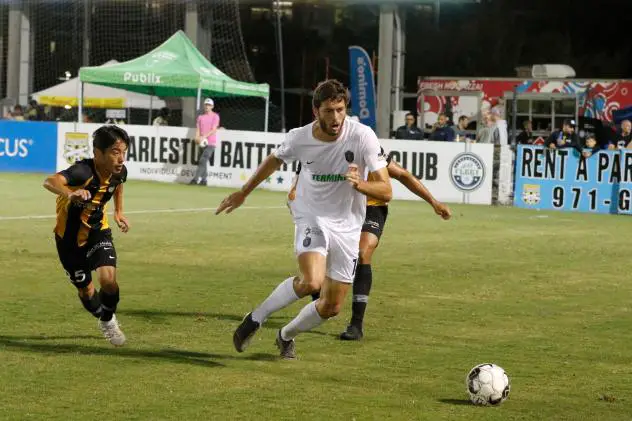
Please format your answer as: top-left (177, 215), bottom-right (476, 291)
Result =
top-left (2, 0), bottom-right (630, 129)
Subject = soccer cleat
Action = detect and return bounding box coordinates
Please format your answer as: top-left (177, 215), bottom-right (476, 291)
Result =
top-left (188, 179), bottom-right (198, 185)
top-left (98, 314), bottom-right (126, 346)
top-left (233, 313), bottom-right (260, 353)
top-left (275, 329), bottom-right (296, 360)
top-left (339, 324), bottom-right (363, 341)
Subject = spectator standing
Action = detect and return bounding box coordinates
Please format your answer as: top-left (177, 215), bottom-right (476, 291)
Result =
top-left (394, 113), bottom-right (423, 140)
top-left (26, 99), bottom-right (45, 121)
top-left (516, 120), bottom-right (535, 145)
top-left (429, 113), bottom-right (455, 141)
top-left (547, 119), bottom-right (581, 154)
top-left (476, 111), bottom-right (493, 143)
top-left (153, 107), bottom-right (171, 127)
top-left (11, 105), bottom-right (25, 121)
top-left (490, 107), bottom-right (508, 145)
top-left (611, 119), bottom-right (632, 149)
top-left (190, 98), bottom-right (220, 186)
top-left (452, 115), bottom-right (471, 141)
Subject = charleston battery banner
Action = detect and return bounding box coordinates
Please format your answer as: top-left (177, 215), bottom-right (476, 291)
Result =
top-left (56, 123), bottom-right (300, 191)
top-left (56, 122), bottom-right (493, 204)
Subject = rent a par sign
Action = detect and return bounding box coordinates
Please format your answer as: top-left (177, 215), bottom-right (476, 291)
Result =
top-left (514, 145), bottom-right (632, 214)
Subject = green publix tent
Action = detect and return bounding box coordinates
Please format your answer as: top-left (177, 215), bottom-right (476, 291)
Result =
top-left (78, 30), bottom-right (271, 131)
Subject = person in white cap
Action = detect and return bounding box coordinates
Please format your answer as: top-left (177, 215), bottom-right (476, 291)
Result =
top-left (190, 98), bottom-right (220, 185)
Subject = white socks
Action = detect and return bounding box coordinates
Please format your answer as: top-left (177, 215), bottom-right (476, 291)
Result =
top-left (280, 300), bottom-right (325, 341)
top-left (251, 277), bottom-right (299, 324)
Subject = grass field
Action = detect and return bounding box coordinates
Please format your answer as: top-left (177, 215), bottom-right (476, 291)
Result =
top-left (0, 172), bottom-right (631, 421)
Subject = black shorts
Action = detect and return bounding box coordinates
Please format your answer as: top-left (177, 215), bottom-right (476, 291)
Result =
top-left (362, 205), bottom-right (388, 239)
top-left (55, 229), bottom-right (117, 289)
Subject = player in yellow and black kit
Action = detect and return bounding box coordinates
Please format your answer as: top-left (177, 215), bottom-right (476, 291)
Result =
top-left (290, 148), bottom-right (452, 340)
top-left (43, 125), bottom-right (131, 346)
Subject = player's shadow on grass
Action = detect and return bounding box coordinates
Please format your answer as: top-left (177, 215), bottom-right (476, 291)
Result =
top-left (117, 309), bottom-right (329, 336)
top-left (437, 398), bottom-right (472, 406)
top-left (118, 309), bottom-right (287, 330)
top-left (0, 335), bottom-right (227, 367)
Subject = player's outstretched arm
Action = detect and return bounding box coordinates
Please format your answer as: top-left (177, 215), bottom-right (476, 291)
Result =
top-left (348, 166), bottom-right (392, 203)
top-left (216, 154), bottom-right (284, 215)
top-left (388, 160), bottom-right (451, 220)
top-left (43, 173), bottom-right (91, 202)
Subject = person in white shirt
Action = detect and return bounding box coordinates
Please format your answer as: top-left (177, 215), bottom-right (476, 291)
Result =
top-left (490, 107), bottom-right (508, 146)
top-left (216, 79), bottom-right (392, 359)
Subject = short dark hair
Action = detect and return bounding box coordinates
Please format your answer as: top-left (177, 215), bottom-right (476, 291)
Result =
top-left (458, 115), bottom-right (468, 122)
top-left (93, 125), bottom-right (130, 152)
top-left (312, 79), bottom-right (349, 109)
top-left (406, 113), bottom-right (415, 119)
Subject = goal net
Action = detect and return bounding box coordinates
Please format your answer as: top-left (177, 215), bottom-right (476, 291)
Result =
top-left (23, 0), bottom-right (279, 130)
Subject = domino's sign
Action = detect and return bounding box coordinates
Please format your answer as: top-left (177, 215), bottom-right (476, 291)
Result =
top-left (0, 121), bottom-right (58, 173)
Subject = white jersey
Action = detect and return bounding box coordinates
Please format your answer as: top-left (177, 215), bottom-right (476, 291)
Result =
top-left (275, 117), bottom-right (387, 230)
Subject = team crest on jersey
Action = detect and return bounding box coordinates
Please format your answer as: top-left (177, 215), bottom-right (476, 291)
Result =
top-left (450, 152), bottom-right (485, 192)
top-left (64, 132), bottom-right (91, 165)
top-left (303, 227), bottom-right (312, 247)
top-left (521, 184), bottom-right (541, 205)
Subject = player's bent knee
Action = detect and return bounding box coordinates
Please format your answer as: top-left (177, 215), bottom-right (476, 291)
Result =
top-left (317, 300), bottom-right (342, 318)
top-left (96, 267), bottom-right (117, 290)
top-left (358, 246), bottom-right (376, 265)
top-left (77, 283), bottom-right (95, 297)
top-left (296, 275), bottom-right (323, 296)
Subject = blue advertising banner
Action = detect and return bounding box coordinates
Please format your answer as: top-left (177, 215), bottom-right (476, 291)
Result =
top-left (0, 121), bottom-right (58, 173)
top-left (514, 145), bottom-right (632, 215)
top-left (348, 46), bottom-right (377, 131)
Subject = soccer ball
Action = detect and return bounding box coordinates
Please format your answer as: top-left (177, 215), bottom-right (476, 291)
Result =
top-left (199, 137), bottom-right (208, 147)
top-left (466, 363), bottom-right (510, 406)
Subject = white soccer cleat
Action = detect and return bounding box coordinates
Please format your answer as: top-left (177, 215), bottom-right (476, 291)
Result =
top-left (98, 314), bottom-right (126, 346)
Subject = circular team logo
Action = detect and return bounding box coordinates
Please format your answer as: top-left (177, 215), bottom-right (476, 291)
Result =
top-left (450, 152), bottom-right (485, 192)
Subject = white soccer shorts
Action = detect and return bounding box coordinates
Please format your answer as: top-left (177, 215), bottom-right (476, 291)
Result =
top-left (294, 220), bottom-right (360, 283)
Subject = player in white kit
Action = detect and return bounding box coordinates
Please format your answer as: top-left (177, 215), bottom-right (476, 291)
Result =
top-left (216, 79), bottom-right (392, 359)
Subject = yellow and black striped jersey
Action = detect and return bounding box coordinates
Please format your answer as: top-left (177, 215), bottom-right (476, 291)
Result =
top-left (54, 159), bottom-right (127, 247)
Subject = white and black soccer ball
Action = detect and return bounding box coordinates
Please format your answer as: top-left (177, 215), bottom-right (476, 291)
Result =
top-left (466, 363), bottom-right (510, 406)
top-left (199, 137), bottom-right (208, 148)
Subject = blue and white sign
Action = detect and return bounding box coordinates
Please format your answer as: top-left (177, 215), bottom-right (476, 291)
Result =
top-left (348, 46), bottom-right (377, 131)
top-left (0, 121), bottom-right (58, 173)
top-left (514, 145), bottom-right (632, 215)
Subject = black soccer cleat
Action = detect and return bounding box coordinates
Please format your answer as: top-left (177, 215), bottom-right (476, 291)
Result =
top-left (339, 324), bottom-right (363, 341)
top-left (275, 329), bottom-right (296, 360)
top-left (233, 313), bottom-right (260, 353)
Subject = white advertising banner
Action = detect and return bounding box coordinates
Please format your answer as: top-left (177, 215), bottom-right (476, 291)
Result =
top-left (380, 139), bottom-right (493, 205)
top-left (56, 123), bottom-right (299, 191)
top-left (56, 123), bottom-right (493, 204)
